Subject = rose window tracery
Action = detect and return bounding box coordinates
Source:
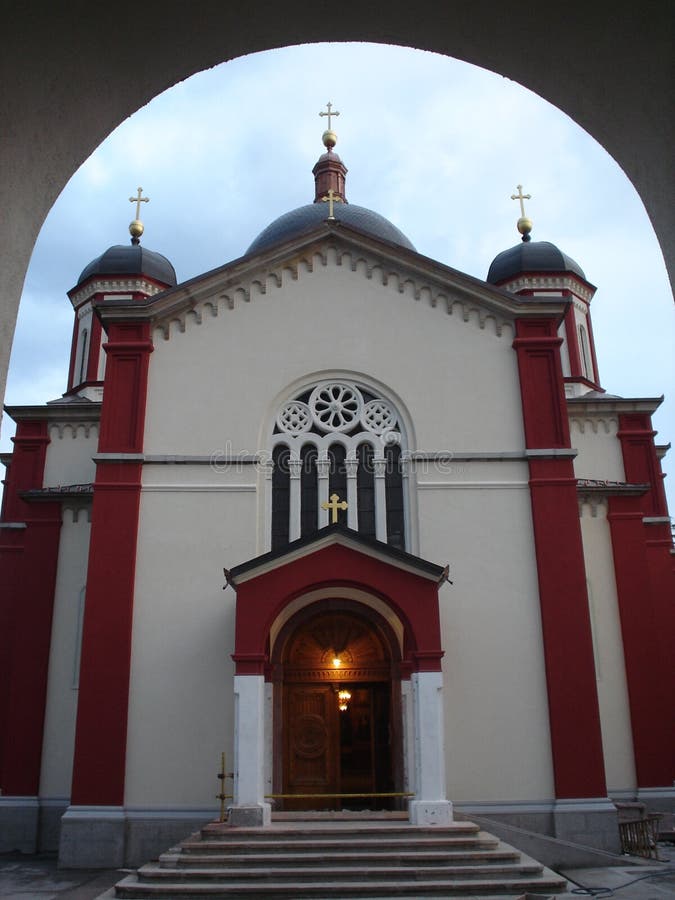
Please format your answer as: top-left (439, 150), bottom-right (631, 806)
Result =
top-left (276, 400), bottom-right (312, 435)
top-left (309, 382), bottom-right (363, 433)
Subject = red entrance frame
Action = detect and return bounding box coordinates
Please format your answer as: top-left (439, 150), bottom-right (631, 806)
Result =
top-left (229, 527), bottom-right (448, 677)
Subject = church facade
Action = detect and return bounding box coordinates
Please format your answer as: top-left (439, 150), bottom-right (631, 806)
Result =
top-left (1, 126), bottom-right (673, 867)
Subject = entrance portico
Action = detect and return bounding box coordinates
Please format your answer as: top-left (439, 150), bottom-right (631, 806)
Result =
top-left (227, 525), bottom-right (452, 826)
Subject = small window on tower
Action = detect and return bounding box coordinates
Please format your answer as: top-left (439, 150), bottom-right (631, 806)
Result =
top-left (578, 324), bottom-right (591, 380)
top-left (78, 328), bottom-right (89, 385)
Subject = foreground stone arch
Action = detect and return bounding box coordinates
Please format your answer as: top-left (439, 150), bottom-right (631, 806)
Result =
top-left (2, 2), bottom-right (673, 411)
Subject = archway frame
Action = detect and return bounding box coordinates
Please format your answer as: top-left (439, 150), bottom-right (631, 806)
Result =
top-left (268, 593), bottom-right (407, 808)
top-left (1, 4), bottom-right (673, 417)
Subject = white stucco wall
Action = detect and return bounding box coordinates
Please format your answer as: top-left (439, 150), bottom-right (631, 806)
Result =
top-left (43, 424), bottom-right (98, 487)
top-left (39, 506), bottom-right (91, 798)
top-left (569, 415), bottom-right (625, 482)
top-left (418, 467), bottom-right (554, 801)
top-left (125, 252), bottom-right (557, 808)
top-left (143, 254), bottom-right (525, 458)
top-left (125, 471), bottom-right (255, 807)
top-left (579, 500), bottom-right (636, 793)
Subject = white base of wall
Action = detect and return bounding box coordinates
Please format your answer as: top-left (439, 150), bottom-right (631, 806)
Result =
top-left (229, 803), bottom-right (271, 826)
top-left (552, 798), bottom-right (620, 853)
top-left (59, 806), bottom-right (126, 868)
top-left (58, 806), bottom-right (218, 868)
top-left (456, 798), bottom-right (621, 855)
top-left (408, 799), bottom-right (453, 825)
top-left (0, 796), bottom-right (39, 853)
top-left (637, 786), bottom-right (675, 814)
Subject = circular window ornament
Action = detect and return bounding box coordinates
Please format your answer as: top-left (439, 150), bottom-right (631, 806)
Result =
top-left (276, 401), bottom-right (312, 435)
top-left (361, 399), bottom-right (398, 436)
top-left (309, 382), bottom-right (363, 433)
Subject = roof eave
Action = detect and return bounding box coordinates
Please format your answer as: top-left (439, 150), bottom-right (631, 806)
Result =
top-left (96, 222), bottom-right (570, 328)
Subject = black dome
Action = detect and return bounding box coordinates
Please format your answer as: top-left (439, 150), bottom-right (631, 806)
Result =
top-left (487, 240), bottom-right (585, 284)
top-left (77, 243), bottom-right (177, 287)
top-left (247, 203), bottom-right (416, 254)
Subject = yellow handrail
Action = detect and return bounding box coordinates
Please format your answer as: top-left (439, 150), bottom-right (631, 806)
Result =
top-left (265, 791), bottom-right (413, 799)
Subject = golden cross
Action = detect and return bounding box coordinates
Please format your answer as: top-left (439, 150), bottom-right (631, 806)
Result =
top-left (511, 184), bottom-right (531, 217)
top-left (319, 101), bottom-right (340, 130)
top-left (322, 492), bottom-right (348, 524)
top-left (321, 189), bottom-right (342, 219)
top-left (129, 186), bottom-right (149, 219)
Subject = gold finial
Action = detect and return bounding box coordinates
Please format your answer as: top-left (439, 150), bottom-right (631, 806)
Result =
top-left (511, 184), bottom-right (533, 242)
top-left (319, 101), bottom-right (339, 149)
top-left (322, 492), bottom-right (348, 524)
top-left (129, 186), bottom-right (149, 243)
top-left (321, 189), bottom-right (343, 220)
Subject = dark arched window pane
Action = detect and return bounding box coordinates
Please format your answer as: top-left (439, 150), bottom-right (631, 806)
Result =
top-left (300, 444), bottom-right (318, 538)
top-left (271, 445), bottom-right (290, 550)
top-left (385, 444), bottom-right (405, 550)
top-left (357, 443), bottom-right (376, 539)
top-left (328, 443), bottom-right (347, 524)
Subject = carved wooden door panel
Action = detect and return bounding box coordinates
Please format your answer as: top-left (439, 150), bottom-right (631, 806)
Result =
top-left (284, 684), bottom-right (338, 809)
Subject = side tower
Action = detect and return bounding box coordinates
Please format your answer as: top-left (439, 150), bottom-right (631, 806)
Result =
top-left (66, 189), bottom-right (176, 400)
top-left (0, 195), bottom-right (176, 855)
top-left (488, 190), bottom-right (674, 823)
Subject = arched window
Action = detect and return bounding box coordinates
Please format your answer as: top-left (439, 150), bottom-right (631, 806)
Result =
top-left (271, 445), bottom-right (290, 551)
top-left (270, 380), bottom-right (408, 551)
top-left (78, 328), bottom-right (89, 385)
top-left (578, 323), bottom-right (592, 380)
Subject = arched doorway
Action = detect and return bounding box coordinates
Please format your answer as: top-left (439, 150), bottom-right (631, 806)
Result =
top-left (271, 601), bottom-right (403, 811)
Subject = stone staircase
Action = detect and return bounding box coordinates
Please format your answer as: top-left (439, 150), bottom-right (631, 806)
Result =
top-left (109, 818), bottom-right (568, 898)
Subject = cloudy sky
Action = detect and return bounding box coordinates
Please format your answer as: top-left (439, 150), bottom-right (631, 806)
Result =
top-left (2, 42), bottom-right (673, 509)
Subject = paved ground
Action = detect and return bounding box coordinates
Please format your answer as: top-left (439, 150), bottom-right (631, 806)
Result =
top-left (1, 843), bottom-right (674, 899)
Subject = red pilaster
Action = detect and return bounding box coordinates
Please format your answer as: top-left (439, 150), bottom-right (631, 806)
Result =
top-left (585, 311), bottom-right (601, 386)
top-left (67, 315), bottom-right (80, 391)
top-left (617, 414), bottom-right (668, 517)
top-left (513, 318), bottom-right (607, 799)
top-left (613, 413), bottom-right (674, 787)
top-left (607, 495), bottom-right (672, 786)
top-left (0, 421), bottom-right (61, 795)
top-left (70, 321), bottom-right (152, 806)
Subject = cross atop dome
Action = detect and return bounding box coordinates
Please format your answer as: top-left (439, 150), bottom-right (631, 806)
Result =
top-left (511, 183), bottom-right (533, 242)
top-left (313, 102), bottom-right (348, 205)
top-left (129, 186), bottom-right (150, 245)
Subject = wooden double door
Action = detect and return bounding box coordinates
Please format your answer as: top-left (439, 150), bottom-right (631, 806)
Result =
top-left (283, 681), bottom-right (393, 810)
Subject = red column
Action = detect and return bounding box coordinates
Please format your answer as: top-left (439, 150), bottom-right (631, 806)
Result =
top-left (513, 318), bottom-right (607, 798)
top-left (612, 413), bottom-right (674, 787)
top-left (70, 321), bottom-right (152, 806)
top-left (607, 495), bottom-right (672, 786)
top-left (0, 421), bottom-right (61, 795)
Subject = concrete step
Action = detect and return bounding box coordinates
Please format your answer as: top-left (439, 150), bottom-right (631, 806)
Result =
top-left (160, 848), bottom-right (522, 868)
top-left (139, 861), bottom-right (545, 883)
top-left (109, 820), bottom-right (568, 898)
top-left (200, 821), bottom-right (482, 841)
top-left (114, 872), bottom-right (567, 897)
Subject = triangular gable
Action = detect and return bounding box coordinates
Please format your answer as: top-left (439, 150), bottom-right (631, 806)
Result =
top-left (95, 221), bottom-right (570, 336)
top-left (229, 526), bottom-right (449, 676)
top-left (227, 524), bottom-right (448, 587)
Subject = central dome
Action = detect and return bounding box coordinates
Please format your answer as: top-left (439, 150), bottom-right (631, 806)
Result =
top-left (247, 124), bottom-right (415, 256)
top-left (247, 202), bottom-right (416, 255)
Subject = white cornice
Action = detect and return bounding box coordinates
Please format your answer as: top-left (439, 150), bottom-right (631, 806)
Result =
top-left (4, 402), bottom-right (101, 423)
top-left (69, 278), bottom-right (165, 309)
top-left (502, 274), bottom-right (595, 303)
top-left (567, 395), bottom-right (663, 415)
